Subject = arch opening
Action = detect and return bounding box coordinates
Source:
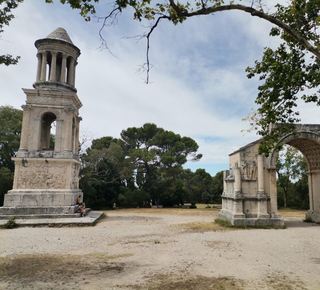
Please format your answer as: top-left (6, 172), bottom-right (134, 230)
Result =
top-left (40, 112), bottom-right (56, 150)
top-left (276, 145), bottom-right (309, 210)
top-left (270, 131), bottom-right (320, 222)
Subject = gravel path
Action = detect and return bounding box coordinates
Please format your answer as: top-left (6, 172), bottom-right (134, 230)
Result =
top-left (1, 209), bottom-right (320, 289)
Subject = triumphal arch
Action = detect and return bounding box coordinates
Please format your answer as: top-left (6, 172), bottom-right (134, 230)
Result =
top-left (0, 28), bottom-right (89, 222)
top-left (219, 124), bottom-right (320, 226)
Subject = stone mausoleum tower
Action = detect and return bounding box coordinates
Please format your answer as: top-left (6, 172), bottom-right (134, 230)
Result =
top-left (0, 28), bottom-right (84, 219)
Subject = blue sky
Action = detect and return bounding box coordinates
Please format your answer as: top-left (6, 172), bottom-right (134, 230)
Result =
top-left (1, 1), bottom-right (319, 176)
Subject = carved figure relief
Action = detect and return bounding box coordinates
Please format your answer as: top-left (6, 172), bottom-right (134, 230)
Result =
top-left (16, 161), bottom-right (68, 189)
top-left (241, 161), bottom-right (257, 180)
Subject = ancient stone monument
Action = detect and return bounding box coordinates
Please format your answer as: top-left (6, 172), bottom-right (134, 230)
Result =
top-left (0, 28), bottom-right (91, 222)
top-left (219, 124), bottom-right (320, 226)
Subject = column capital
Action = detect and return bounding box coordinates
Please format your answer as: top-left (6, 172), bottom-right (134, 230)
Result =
top-left (21, 104), bottom-right (33, 111)
top-left (64, 105), bottom-right (76, 114)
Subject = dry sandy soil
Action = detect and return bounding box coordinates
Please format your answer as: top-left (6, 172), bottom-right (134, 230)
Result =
top-left (1, 208), bottom-right (320, 290)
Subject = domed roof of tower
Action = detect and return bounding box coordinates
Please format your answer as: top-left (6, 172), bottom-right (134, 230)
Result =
top-left (46, 27), bottom-right (73, 44)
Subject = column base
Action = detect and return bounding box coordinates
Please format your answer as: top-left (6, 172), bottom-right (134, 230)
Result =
top-left (306, 210), bottom-right (320, 223)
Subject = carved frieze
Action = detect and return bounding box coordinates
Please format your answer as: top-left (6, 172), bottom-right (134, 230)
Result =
top-left (15, 161), bottom-right (69, 189)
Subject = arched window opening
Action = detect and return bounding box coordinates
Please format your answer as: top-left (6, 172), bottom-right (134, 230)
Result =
top-left (40, 112), bottom-right (56, 150)
top-left (46, 52), bottom-right (52, 81)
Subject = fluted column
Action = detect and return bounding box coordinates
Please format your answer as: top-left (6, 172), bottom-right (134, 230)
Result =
top-left (40, 52), bottom-right (47, 81)
top-left (74, 119), bottom-right (80, 154)
top-left (60, 54), bottom-right (67, 83)
top-left (234, 165), bottom-right (241, 194)
top-left (63, 108), bottom-right (75, 152)
top-left (49, 52), bottom-right (57, 81)
top-left (36, 53), bottom-right (42, 82)
top-left (73, 62), bottom-right (77, 87)
top-left (308, 172), bottom-right (314, 211)
top-left (19, 105), bottom-right (32, 151)
top-left (67, 57), bottom-right (75, 86)
top-left (257, 155), bottom-right (269, 217)
top-left (233, 164), bottom-right (244, 219)
top-left (257, 154), bottom-right (264, 194)
top-left (268, 167), bottom-right (280, 218)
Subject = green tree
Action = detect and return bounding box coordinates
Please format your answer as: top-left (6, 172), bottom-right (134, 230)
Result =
top-left (188, 168), bottom-right (214, 203)
top-left (180, 168), bottom-right (221, 204)
top-left (120, 123), bottom-right (202, 205)
top-left (212, 171), bottom-right (223, 203)
top-left (0, 167), bottom-right (13, 205)
top-left (52, 0), bottom-right (320, 154)
top-left (276, 145), bottom-right (308, 208)
top-left (80, 136), bottom-right (133, 208)
top-left (292, 157), bottom-right (309, 209)
top-left (0, 105), bottom-right (22, 205)
top-left (0, 106), bottom-right (22, 171)
top-left (0, 0), bottom-right (22, 65)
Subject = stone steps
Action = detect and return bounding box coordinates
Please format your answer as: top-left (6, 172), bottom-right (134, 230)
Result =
top-left (0, 206), bottom-right (91, 219)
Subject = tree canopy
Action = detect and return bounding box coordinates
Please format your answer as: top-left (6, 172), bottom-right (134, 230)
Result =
top-left (0, 105), bottom-right (22, 205)
top-left (78, 123), bottom-right (219, 208)
top-left (276, 145), bottom-right (309, 209)
top-left (0, 0), bottom-right (22, 65)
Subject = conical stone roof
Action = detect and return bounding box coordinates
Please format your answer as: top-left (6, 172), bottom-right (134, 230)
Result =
top-left (46, 27), bottom-right (73, 44)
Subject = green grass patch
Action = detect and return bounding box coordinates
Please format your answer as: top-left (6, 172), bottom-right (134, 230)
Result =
top-left (2, 216), bottom-right (18, 229)
top-left (214, 218), bottom-right (285, 230)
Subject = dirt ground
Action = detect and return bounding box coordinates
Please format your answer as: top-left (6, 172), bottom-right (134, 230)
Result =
top-left (1, 208), bottom-right (320, 289)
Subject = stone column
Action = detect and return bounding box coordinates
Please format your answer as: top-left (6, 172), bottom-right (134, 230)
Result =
top-left (40, 52), bottom-right (47, 81)
top-left (36, 53), bottom-right (42, 82)
top-left (49, 52), bottom-right (57, 81)
top-left (60, 54), bottom-right (67, 83)
top-left (19, 105), bottom-right (32, 151)
top-left (67, 57), bottom-right (75, 86)
top-left (268, 167), bottom-right (280, 218)
top-left (233, 165), bottom-right (244, 218)
top-left (257, 154), bottom-right (264, 194)
top-left (54, 118), bottom-right (62, 152)
top-left (74, 118), bottom-right (80, 154)
top-left (234, 165), bottom-right (241, 194)
top-left (308, 172), bottom-right (314, 211)
top-left (73, 62), bottom-right (77, 87)
top-left (63, 108), bottom-right (74, 152)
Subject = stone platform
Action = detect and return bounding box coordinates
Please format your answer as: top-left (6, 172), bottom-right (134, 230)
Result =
top-left (0, 210), bottom-right (104, 227)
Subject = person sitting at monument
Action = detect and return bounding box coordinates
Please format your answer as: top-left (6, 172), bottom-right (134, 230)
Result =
top-left (76, 195), bottom-right (82, 205)
top-left (78, 203), bottom-right (86, 217)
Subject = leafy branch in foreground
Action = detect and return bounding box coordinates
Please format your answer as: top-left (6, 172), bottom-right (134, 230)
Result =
top-left (0, 0), bottom-right (23, 65)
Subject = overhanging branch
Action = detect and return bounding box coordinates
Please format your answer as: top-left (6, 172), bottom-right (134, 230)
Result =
top-left (180, 4), bottom-right (320, 60)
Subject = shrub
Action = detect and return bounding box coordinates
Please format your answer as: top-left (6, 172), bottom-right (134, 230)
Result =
top-left (3, 216), bottom-right (18, 229)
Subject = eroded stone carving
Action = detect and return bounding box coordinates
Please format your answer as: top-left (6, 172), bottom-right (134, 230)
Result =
top-left (241, 161), bottom-right (257, 180)
top-left (16, 161), bottom-right (67, 189)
